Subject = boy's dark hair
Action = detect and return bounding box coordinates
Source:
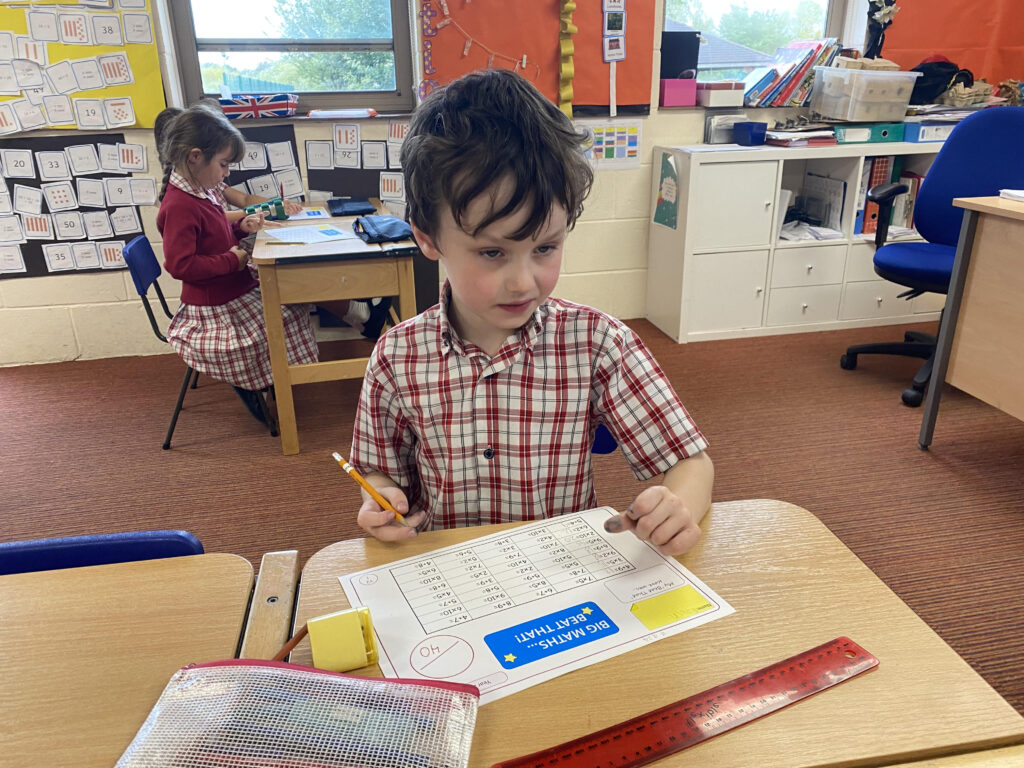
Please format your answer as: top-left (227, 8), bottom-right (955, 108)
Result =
top-left (155, 101), bottom-right (245, 200)
top-left (401, 69), bottom-right (593, 241)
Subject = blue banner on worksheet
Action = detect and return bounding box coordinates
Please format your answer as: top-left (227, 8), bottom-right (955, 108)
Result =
top-left (484, 602), bottom-right (618, 669)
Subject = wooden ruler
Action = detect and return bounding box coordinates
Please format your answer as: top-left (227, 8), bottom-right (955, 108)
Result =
top-left (492, 636), bottom-right (878, 768)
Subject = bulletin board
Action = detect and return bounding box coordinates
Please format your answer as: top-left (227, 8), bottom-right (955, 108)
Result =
top-left (0, 131), bottom-right (155, 279)
top-left (417, 0), bottom-right (654, 115)
top-left (0, 0), bottom-right (164, 134)
top-left (227, 124), bottom-right (303, 203)
top-left (883, 0), bottom-right (1024, 87)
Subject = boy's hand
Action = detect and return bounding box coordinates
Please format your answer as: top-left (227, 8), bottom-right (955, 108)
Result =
top-left (283, 199), bottom-right (303, 215)
top-left (239, 213), bottom-right (265, 233)
top-left (356, 487), bottom-right (425, 541)
top-left (603, 485), bottom-right (702, 557)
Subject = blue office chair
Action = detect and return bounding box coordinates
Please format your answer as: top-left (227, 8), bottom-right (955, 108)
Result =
top-left (0, 530), bottom-right (204, 576)
top-left (840, 106), bottom-right (1024, 406)
top-left (122, 235), bottom-right (277, 448)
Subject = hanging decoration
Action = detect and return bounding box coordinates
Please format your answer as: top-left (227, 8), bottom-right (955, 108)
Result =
top-left (558, 1), bottom-right (577, 118)
top-left (417, 0), bottom-right (540, 100)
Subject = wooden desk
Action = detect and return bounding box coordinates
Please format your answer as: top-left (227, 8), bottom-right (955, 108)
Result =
top-left (920, 196), bottom-right (1024, 448)
top-left (293, 500), bottom-right (1024, 767)
top-left (0, 553), bottom-right (253, 768)
top-left (252, 216), bottom-right (418, 454)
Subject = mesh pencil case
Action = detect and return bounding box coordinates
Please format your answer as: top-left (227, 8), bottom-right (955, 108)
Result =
top-left (114, 659), bottom-right (480, 768)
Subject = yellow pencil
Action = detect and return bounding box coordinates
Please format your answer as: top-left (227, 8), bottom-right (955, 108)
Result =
top-left (332, 452), bottom-right (407, 526)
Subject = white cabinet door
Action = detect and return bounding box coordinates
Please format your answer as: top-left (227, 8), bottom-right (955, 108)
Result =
top-left (687, 250), bottom-right (768, 333)
top-left (693, 161), bottom-right (778, 251)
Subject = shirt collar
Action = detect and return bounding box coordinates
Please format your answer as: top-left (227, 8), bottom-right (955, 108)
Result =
top-left (169, 170), bottom-right (220, 205)
top-left (436, 280), bottom-right (545, 358)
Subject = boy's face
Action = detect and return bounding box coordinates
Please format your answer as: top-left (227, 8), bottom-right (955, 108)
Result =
top-left (413, 184), bottom-right (567, 356)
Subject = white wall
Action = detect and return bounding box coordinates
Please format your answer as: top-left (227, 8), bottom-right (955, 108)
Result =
top-left (0, 3), bottom-right (767, 366)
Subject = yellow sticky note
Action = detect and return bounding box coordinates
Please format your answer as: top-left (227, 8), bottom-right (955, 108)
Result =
top-left (630, 585), bottom-right (714, 630)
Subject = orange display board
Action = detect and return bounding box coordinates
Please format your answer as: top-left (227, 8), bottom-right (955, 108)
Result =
top-left (417, 0), bottom-right (654, 111)
top-left (882, 0), bottom-right (1024, 86)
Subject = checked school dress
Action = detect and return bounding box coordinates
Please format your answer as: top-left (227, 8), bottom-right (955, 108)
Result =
top-left (158, 172), bottom-right (318, 391)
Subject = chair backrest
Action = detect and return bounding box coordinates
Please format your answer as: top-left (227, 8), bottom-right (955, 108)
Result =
top-left (915, 106), bottom-right (1024, 247)
top-left (122, 235), bottom-right (161, 297)
top-left (592, 424), bottom-right (618, 455)
top-left (0, 530), bottom-right (204, 576)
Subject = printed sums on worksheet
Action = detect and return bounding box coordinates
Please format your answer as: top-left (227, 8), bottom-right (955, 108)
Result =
top-left (340, 507), bottom-right (734, 704)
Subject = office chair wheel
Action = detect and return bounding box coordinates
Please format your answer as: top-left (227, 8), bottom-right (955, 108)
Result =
top-left (901, 387), bottom-right (924, 407)
top-left (840, 353), bottom-right (857, 370)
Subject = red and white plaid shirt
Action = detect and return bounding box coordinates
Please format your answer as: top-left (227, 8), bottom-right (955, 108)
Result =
top-left (351, 285), bottom-right (708, 530)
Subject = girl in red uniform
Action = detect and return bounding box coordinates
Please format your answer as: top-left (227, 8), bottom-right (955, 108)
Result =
top-left (156, 102), bottom-right (318, 422)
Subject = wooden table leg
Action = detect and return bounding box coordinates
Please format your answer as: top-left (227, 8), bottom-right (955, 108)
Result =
top-left (396, 258), bottom-right (417, 321)
top-left (257, 263), bottom-right (300, 455)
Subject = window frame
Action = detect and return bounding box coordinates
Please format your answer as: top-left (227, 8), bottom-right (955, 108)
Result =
top-left (167, 0), bottom-right (415, 113)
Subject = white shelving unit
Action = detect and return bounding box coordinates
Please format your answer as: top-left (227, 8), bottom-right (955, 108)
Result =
top-left (647, 141), bottom-right (946, 343)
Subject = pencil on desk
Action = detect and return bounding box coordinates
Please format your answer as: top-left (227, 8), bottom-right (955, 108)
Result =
top-left (332, 452), bottom-right (407, 526)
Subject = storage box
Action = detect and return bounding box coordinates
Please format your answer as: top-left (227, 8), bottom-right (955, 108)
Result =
top-left (697, 80), bottom-right (744, 108)
top-left (833, 122), bottom-right (905, 143)
top-left (732, 122), bottom-right (767, 146)
top-left (904, 121), bottom-right (955, 142)
top-left (659, 78), bottom-right (697, 107)
top-left (809, 67), bottom-right (921, 123)
top-left (219, 93), bottom-right (298, 120)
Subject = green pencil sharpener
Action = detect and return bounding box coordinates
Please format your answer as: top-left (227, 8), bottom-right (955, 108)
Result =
top-left (244, 197), bottom-right (288, 221)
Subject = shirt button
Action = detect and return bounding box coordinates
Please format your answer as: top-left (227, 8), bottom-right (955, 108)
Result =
top-left (483, 447), bottom-right (495, 460)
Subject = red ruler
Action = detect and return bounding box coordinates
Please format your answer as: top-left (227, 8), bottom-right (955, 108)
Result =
top-left (491, 636), bottom-right (878, 768)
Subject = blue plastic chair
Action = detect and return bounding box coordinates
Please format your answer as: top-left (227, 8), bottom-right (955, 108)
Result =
top-left (841, 107), bottom-right (1024, 406)
top-left (0, 530), bottom-right (204, 576)
top-left (122, 235), bottom-right (276, 447)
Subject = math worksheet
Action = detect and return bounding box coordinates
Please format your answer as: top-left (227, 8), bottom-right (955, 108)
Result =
top-left (340, 507), bottom-right (734, 704)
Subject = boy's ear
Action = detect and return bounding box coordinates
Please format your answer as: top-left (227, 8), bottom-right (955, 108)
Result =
top-left (410, 222), bottom-right (442, 261)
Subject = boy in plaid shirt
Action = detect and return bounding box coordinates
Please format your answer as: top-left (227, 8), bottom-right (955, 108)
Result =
top-left (350, 70), bottom-right (713, 556)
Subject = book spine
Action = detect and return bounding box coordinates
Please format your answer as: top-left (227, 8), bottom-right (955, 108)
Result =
top-left (862, 156), bottom-right (893, 235)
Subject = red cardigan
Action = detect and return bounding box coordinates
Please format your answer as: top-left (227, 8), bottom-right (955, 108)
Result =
top-left (157, 184), bottom-right (256, 306)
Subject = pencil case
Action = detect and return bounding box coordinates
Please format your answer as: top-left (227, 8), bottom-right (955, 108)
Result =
top-left (327, 197), bottom-right (377, 216)
top-left (114, 659), bottom-right (480, 768)
top-left (353, 215), bottom-right (414, 244)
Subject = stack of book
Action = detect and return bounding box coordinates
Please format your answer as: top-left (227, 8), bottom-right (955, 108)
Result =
top-left (765, 129), bottom-right (837, 147)
top-left (743, 38), bottom-right (840, 108)
top-left (854, 154), bottom-right (924, 235)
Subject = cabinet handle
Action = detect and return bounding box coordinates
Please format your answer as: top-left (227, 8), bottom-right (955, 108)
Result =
top-left (806, 264), bottom-right (814, 273)
top-left (764, 201), bottom-right (771, 208)
top-left (801, 302), bottom-right (809, 312)
top-left (876, 296), bottom-right (883, 305)
top-left (756, 286), bottom-right (763, 295)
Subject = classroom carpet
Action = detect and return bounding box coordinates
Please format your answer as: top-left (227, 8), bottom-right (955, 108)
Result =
top-left (2, 319), bottom-right (1022, 715)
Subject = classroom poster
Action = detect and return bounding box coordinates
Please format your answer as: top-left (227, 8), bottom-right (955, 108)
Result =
top-left (0, 0), bottom-right (164, 132)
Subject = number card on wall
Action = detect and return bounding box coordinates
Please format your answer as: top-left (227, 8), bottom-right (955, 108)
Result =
top-left (0, 131), bottom-right (141, 279)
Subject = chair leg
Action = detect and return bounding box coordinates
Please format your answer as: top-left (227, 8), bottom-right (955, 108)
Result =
top-left (163, 365), bottom-right (195, 450)
top-left (258, 389), bottom-right (279, 438)
top-left (190, 369), bottom-right (200, 389)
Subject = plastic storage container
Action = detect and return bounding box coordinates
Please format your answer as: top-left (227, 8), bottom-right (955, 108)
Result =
top-left (732, 122), bottom-right (767, 145)
top-left (809, 67), bottom-right (921, 122)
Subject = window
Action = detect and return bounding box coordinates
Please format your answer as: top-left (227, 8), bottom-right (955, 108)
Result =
top-left (665, 0), bottom-right (859, 81)
top-left (168, 0), bottom-right (415, 113)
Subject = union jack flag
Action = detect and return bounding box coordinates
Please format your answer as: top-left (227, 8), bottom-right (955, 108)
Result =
top-left (219, 94), bottom-right (299, 120)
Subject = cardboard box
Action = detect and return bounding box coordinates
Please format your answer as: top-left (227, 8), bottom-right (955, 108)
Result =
top-left (660, 78), bottom-right (696, 107)
top-left (696, 80), bottom-right (744, 108)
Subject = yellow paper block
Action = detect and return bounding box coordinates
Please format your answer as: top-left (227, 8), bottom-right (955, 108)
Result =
top-left (561, 61), bottom-right (575, 81)
top-left (562, 1), bottom-right (577, 11)
top-left (630, 585), bottom-right (715, 630)
top-left (559, 38), bottom-right (575, 58)
top-left (307, 606), bottom-right (378, 672)
top-left (561, 20), bottom-right (578, 35)
top-left (560, 103), bottom-right (574, 119)
top-left (558, 84), bottom-right (574, 103)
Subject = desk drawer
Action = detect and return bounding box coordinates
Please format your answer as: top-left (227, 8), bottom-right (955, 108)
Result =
top-left (271, 261), bottom-right (402, 303)
top-left (767, 285), bottom-right (841, 326)
top-left (839, 280), bottom-right (910, 320)
top-left (772, 245), bottom-right (846, 288)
